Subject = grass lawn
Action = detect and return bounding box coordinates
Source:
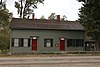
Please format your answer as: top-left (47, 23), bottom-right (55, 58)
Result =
top-left (0, 51), bottom-right (100, 57)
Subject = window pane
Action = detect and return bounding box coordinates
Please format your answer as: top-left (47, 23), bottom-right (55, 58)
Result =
top-left (67, 39), bottom-right (72, 47)
top-left (44, 39), bottom-right (53, 47)
top-left (24, 39), bottom-right (28, 47)
top-left (14, 39), bottom-right (19, 47)
top-left (46, 42), bottom-right (51, 47)
top-left (72, 39), bottom-right (76, 47)
top-left (76, 39), bottom-right (84, 47)
top-left (46, 39), bottom-right (51, 47)
top-left (67, 39), bottom-right (75, 47)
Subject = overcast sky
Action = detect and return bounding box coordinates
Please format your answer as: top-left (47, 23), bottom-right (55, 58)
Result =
top-left (6, 0), bottom-right (82, 21)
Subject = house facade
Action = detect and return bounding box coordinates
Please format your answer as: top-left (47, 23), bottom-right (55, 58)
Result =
top-left (9, 17), bottom-right (85, 53)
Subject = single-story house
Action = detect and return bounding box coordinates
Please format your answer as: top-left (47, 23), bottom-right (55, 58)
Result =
top-left (9, 15), bottom-right (85, 53)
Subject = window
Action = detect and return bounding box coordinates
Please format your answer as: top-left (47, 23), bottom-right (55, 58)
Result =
top-left (67, 39), bottom-right (75, 47)
top-left (12, 38), bottom-right (30, 47)
top-left (76, 39), bottom-right (84, 47)
top-left (22, 38), bottom-right (30, 47)
top-left (23, 39), bottom-right (30, 47)
top-left (23, 39), bottom-right (28, 47)
top-left (67, 39), bottom-right (84, 47)
top-left (44, 39), bottom-right (53, 47)
top-left (14, 39), bottom-right (19, 47)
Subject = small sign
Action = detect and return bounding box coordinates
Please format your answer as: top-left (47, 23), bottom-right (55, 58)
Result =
top-left (55, 43), bottom-right (59, 47)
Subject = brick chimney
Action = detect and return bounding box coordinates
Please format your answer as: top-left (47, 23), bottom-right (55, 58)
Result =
top-left (57, 15), bottom-right (60, 21)
top-left (32, 13), bottom-right (35, 20)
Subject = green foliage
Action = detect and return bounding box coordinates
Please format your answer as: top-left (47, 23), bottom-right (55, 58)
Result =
top-left (78, 0), bottom-right (100, 49)
top-left (0, 1), bottom-right (12, 26)
top-left (0, 10), bottom-right (11, 26)
top-left (0, 0), bottom-right (11, 53)
top-left (48, 13), bottom-right (67, 21)
top-left (40, 15), bottom-right (46, 19)
top-left (48, 13), bottom-right (56, 20)
top-left (0, 28), bottom-right (10, 53)
top-left (15, 0), bottom-right (44, 18)
top-left (61, 15), bottom-right (67, 21)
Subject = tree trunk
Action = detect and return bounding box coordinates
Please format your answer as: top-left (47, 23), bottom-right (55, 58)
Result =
top-left (0, 0), bottom-right (2, 4)
top-left (20, 0), bottom-right (23, 18)
top-left (1, 0), bottom-right (2, 3)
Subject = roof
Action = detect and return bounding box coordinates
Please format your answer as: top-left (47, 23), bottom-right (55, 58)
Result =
top-left (85, 37), bottom-right (96, 43)
top-left (9, 18), bottom-right (84, 31)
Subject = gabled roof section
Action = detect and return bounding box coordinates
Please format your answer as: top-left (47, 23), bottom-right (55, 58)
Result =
top-left (9, 18), bottom-right (84, 31)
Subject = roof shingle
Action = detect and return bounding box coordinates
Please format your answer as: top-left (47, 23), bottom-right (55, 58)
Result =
top-left (9, 18), bottom-right (84, 31)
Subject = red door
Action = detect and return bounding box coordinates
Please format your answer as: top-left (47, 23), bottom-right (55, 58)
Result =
top-left (60, 39), bottom-right (65, 51)
top-left (32, 39), bottom-right (37, 51)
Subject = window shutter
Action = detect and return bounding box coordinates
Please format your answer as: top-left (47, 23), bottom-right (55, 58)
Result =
top-left (28, 39), bottom-right (30, 47)
top-left (51, 39), bottom-right (53, 47)
top-left (19, 38), bottom-right (23, 47)
top-left (44, 39), bottom-right (46, 47)
top-left (12, 38), bottom-right (14, 47)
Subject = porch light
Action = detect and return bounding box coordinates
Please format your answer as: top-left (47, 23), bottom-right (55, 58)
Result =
top-left (60, 38), bottom-right (64, 40)
top-left (33, 37), bottom-right (37, 39)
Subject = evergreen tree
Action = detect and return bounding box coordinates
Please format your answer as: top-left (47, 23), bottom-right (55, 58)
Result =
top-left (78, 0), bottom-right (100, 49)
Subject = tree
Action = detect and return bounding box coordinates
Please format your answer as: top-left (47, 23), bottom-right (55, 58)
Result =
top-left (40, 15), bottom-right (46, 19)
top-left (0, 0), bottom-right (12, 25)
top-left (78, 0), bottom-right (100, 50)
top-left (61, 15), bottom-right (67, 21)
top-left (48, 13), bottom-right (56, 20)
top-left (15, 0), bottom-right (44, 18)
top-left (0, 27), bottom-right (10, 53)
top-left (0, 0), bottom-right (12, 53)
top-left (77, 0), bottom-right (89, 2)
top-left (48, 13), bottom-right (67, 21)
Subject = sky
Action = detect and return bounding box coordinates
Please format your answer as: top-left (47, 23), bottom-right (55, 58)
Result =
top-left (6, 0), bottom-right (82, 21)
